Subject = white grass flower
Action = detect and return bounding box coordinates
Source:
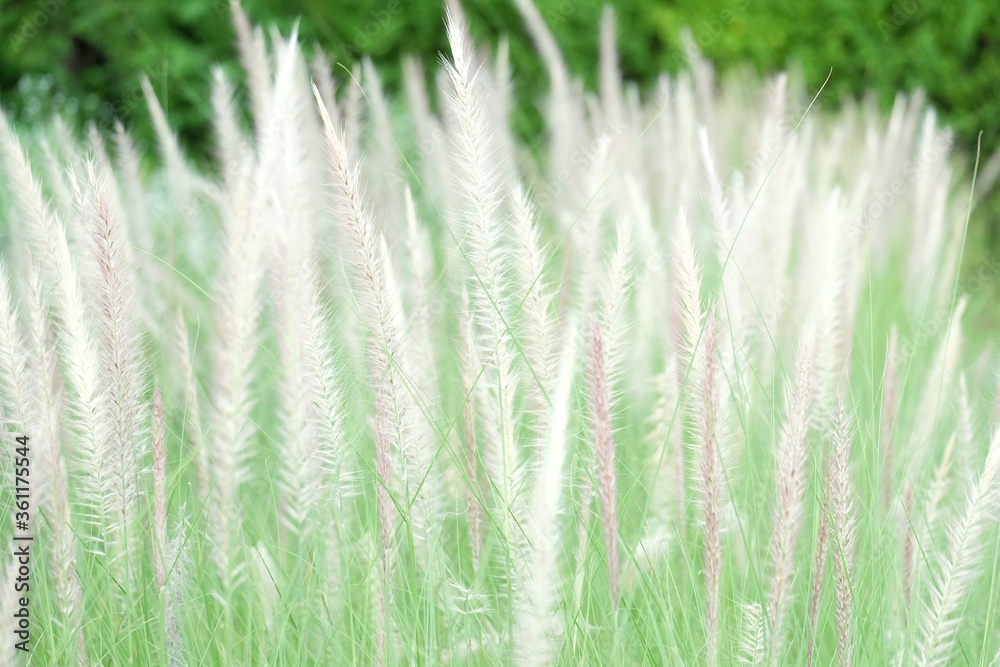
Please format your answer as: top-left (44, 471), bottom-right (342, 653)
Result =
top-left (0, 7), bottom-right (992, 665)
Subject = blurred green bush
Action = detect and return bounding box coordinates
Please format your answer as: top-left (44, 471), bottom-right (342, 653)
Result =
top-left (1, 0), bottom-right (997, 188)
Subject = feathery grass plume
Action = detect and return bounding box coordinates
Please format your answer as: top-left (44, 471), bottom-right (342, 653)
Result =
top-left (808, 193), bottom-right (859, 410)
top-left (459, 289), bottom-right (485, 570)
top-left (165, 514), bottom-right (192, 667)
top-left (694, 310), bottom-right (724, 666)
top-left (881, 330), bottom-right (899, 511)
top-left (312, 81), bottom-right (419, 511)
top-left (0, 263), bottom-right (45, 648)
top-left (362, 59), bottom-right (405, 236)
top-left (671, 207), bottom-right (704, 378)
top-left (377, 232), bottom-right (441, 565)
top-left (173, 313), bottom-right (209, 505)
top-left (0, 113), bottom-right (61, 276)
top-left (369, 415), bottom-right (398, 660)
top-left (0, 262), bottom-right (31, 430)
top-left (0, 108), bottom-right (65, 286)
top-left (313, 83), bottom-right (422, 652)
top-left (111, 122), bottom-right (151, 254)
top-left (270, 27), bottom-right (324, 231)
top-left (829, 404), bottom-right (856, 667)
top-left (271, 29), bottom-right (345, 549)
top-left (341, 63), bottom-right (365, 167)
top-left (6, 142), bottom-right (120, 552)
top-left (916, 434), bottom-right (956, 573)
top-left (231, 0), bottom-right (272, 137)
top-left (697, 128), bottom-right (747, 378)
top-left (270, 83), bottom-right (317, 542)
top-left (598, 6), bottom-right (622, 125)
top-left (441, 580), bottom-right (493, 661)
top-left (574, 219), bottom-right (634, 589)
top-left (514, 323), bottom-right (577, 665)
top-left (599, 215), bottom-right (633, 388)
top-left (908, 121), bottom-right (957, 311)
top-left (87, 124), bottom-right (114, 180)
top-left (511, 0), bottom-right (578, 224)
top-left (914, 424), bottom-right (1000, 666)
top-left (910, 298), bottom-right (966, 479)
top-left (22, 261), bottom-right (86, 662)
top-left (206, 30), bottom-right (308, 581)
top-left (152, 388), bottom-right (167, 592)
top-left (402, 55), bottom-right (448, 204)
top-left (642, 352), bottom-right (684, 553)
top-left (750, 73), bottom-right (789, 191)
top-left (806, 455), bottom-right (830, 667)
top-left (737, 602), bottom-right (766, 666)
top-left (83, 164), bottom-right (147, 572)
top-left (210, 67), bottom-right (252, 190)
top-left (668, 204), bottom-right (704, 544)
top-left (625, 179), bottom-right (666, 379)
top-left (443, 7), bottom-right (522, 540)
top-left (511, 184), bottom-right (555, 427)
top-left (206, 159), bottom-right (264, 583)
top-left (38, 135), bottom-right (75, 219)
top-left (404, 186), bottom-right (438, 400)
top-left (298, 258), bottom-right (351, 581)
top-left (403, 187), bottom-right (443, 535)
top-left (587, 318), bottom-right (621, 611)
top-left (141, 77), bottom-right (195, 208)
top-left (0, 112), bottom-right (58, 282)
top-left (310, 48), bottom-right (337, 122)
top-left (571, 134), bottom-right (613, 316)
top-left (49, 115), bottom-right (82, 169)
top-left (767, 323), bottom-right (819, 665)
top-left (486, 37), bottom-right (517, 186)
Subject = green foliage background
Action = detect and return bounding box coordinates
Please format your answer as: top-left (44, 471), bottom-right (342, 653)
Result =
top-left (1, 0), bottom-right (998, 238)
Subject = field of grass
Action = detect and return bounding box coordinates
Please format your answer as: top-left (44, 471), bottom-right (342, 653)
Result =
top-left (1, 2), bottom-right (999, 665)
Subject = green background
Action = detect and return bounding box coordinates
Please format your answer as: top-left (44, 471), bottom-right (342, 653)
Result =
top-left (1, 0), bottom-right (998, 237)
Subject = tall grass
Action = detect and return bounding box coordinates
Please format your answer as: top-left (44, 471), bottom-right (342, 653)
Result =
top-left (0, 2), bottom-right (998, 665)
